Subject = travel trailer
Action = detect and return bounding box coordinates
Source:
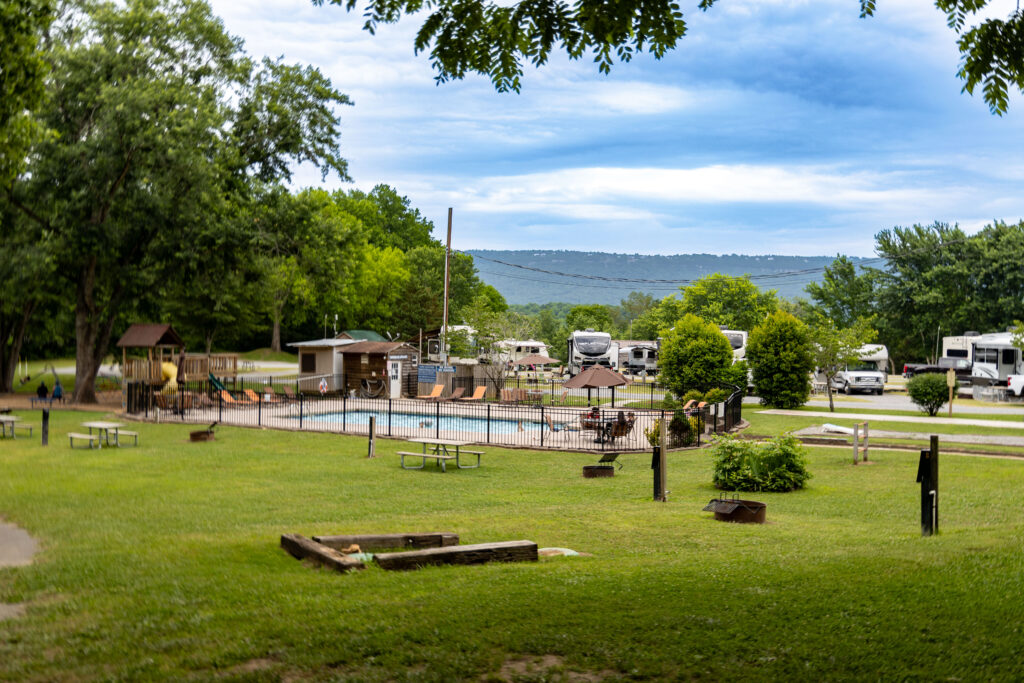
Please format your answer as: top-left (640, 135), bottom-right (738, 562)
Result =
top-left (965, 331), bottom-right (1022, 384)
top-left (567, 329), bottom-right (618, 376)
top-left (619, 343), bottom-right (658, 375)
top-left (492, 339), bottom-right (550, 365)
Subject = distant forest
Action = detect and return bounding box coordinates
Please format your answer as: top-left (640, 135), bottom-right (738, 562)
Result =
top-left (467, 250), bottom-right (864, 304)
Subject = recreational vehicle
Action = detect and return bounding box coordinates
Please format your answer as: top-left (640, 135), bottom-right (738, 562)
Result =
top-left (833, 344), bottom-right (889, 395)
top-left (720, 328), bottom-right (748, 361)
top-left (492, 339), bottom-right (550, 365)
top-left (619, 343), bottom-right (658, 375)
top-left (567, 329), bottom-right (618, 376)
top-left (967, 331), bottom-right (1022, 384)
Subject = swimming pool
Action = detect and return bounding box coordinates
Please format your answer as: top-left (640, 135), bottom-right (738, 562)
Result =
top-left (298, 409), bottom-right (547, 435)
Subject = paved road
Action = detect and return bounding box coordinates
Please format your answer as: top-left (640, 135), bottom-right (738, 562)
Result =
top-left (761, 409), bottom-right (1024, 430)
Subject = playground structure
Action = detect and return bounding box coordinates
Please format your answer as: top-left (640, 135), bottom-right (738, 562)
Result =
top-left (117, 323), bottom-right (238, 411)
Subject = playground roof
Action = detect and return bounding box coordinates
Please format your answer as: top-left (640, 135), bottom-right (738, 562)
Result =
top-left (116, 324), bottom-right (184, 349)
top-left (338, 329), bottom-right (387, 342)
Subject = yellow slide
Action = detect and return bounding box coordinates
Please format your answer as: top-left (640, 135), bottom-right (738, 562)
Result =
top-left (160, 361), bottom-right (178, 394)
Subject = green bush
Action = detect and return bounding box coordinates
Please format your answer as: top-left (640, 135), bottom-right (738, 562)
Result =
top-left (709, 434), bottom-right (811, 492)
top-left (907, 372), bottom-right (956, 416)
top-left (644, 411), bottom-right (703, 448)
top-left (703, 388), bottom-right (728, 404)
top-left (661, 394), bottom-right (680, 410)
top-left (747, 311), bottom-right (814, 408)
top-left (681, 389), bottom-right (704, 404)
top-left (720, 359), bottom-right (749, 394)
top-left (659, 314), bottom-right (734, 396)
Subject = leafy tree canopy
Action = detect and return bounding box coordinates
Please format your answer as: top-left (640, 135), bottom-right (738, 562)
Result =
top-left (747, 311), bottom-right (814, 409)
top-left (680, 273), bottom-right (778, 332)
top-left (565, 304), bottom-right (614, 333)
top-left (658, 313), bottom-right (733, 396)
top-left (313, 0), bottom-right (1024, 113)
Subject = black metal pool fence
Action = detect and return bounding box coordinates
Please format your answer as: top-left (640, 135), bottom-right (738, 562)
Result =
top-left (126, 378), bottom-right (743, 452)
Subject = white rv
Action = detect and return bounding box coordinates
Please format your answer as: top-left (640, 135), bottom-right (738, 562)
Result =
top-left (492, 339), bottom-right (550, 365)
top-left (833, 344), bottom-right (889, 395)
top-left (966, 331), bottom-right (1022, 384)
top-left (567, 329), bottom-right (618, 376)
top-left (720, 329), bottom-right (748, 361)
top-left (619, 343), bottom-right (658, 375)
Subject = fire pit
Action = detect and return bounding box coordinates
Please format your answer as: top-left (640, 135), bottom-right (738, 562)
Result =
top-left (702, 497), bottom-right (766, 524)
top-left (190, 422), bottom-right (217, 442)
top-left (582, 465), bottom-right (614, 478)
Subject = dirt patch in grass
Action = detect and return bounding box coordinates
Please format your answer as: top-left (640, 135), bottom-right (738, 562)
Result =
top-left (0, 603), bottom-right (27, 621)
top-left (485, 655), bottom-right (618, 682)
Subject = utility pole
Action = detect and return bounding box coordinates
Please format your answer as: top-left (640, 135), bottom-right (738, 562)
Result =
top-left (441, 208), bottom-right (452, 366)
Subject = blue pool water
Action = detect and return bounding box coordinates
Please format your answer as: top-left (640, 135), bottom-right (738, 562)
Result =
top-left (299, 409), bottom-right (546, 435)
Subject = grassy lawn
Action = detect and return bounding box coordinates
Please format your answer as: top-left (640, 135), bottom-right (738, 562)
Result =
top-left (2, 410), bottom-right (1023, 680)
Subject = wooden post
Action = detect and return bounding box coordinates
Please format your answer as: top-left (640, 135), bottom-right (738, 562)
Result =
top-left (367, 415), bottom-right (376, 458)
top-left (853, 423), bottom-right (859, 465)
top-left (657, 416), bottom-right (668, 501)
top-left (946, 368), bottom-right (956, 417)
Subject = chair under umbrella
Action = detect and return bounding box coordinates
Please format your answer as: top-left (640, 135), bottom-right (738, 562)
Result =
top-left (563, 366), bottom-right (628, 406)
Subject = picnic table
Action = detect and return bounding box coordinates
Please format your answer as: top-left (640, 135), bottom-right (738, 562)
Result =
top-left (80, 421), bottom-right (125, 446)
top-left (401, 438), bottom-right (483, 472)
top-left (0, 415), bottom-right (21, 438)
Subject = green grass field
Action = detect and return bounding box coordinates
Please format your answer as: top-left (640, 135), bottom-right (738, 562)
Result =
top-left (2, 409), bottom-right (1023, 680)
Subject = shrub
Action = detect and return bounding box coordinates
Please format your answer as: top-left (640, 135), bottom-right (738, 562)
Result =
top-left (747, 311), bottom-right (814, 408)
top-left (681, 389), bottom-right (704, 404)
top-left (907, 372), bottom-right (955, 416)
top-left (709, 434), bottom-right (811, 492)
top-left (659, 315), bottom-right (734, 396)
top-left (661, 394), bottom-right (680, 410)
top-left (703, 388), bottom-right (728, 404)
top-left (644, 411), bottom-right (703, 448)
top-left (720, 360), bottom-right (749, 394)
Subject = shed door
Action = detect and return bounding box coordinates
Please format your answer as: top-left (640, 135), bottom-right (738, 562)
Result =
top-left (389, 361), bottom-right (402, 399)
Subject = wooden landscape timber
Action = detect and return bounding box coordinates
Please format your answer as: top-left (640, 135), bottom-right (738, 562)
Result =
top-left (373, 540), bottom-right (539, 571)
top-left (313, 532), bottom-right (459, 551)
top-left (280, 534), bottom-right (365, 573)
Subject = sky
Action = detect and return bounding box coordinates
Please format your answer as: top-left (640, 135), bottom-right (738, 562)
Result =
top-left (207, 0), bottom-right (1024, 257)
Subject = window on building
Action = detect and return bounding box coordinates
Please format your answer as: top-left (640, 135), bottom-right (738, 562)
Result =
top-left (300, 353), bottom-right (316, 373)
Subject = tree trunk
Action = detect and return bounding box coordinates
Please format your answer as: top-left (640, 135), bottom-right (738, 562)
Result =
top-left (72, 258), bottom-right (119, 404)
top-left (270, 309), bottom-right (283, 353)
top-left (205, 333), bottom-right (214, 356)
top-left (0, 302), bottom-right (35, 393)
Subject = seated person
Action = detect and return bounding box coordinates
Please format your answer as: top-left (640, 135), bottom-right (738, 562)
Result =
top-left (36, 381), bottom-right (48, 399)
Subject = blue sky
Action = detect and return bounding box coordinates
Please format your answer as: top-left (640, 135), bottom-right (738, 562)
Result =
top-left (208, 0), bottom-right (1024, 256)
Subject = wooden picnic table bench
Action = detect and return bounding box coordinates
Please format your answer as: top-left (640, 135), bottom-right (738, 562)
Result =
top-left (68, 432), bottom-right (100, 449)
top-left (397, 451), bottom-right (457, 472)
top-left (115, 429), bottom-right (139, 447)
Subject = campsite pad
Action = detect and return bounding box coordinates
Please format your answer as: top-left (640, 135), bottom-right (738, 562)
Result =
top-left (793, 425), bottom-right (1024, 448)
top-left (0, 520), bottom-right (38, 621)
top-left (0, 520), bottom-right (37, 568)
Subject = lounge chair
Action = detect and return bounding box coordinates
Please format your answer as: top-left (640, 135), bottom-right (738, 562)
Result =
top-left (444, 387), bottom-right (466, 401)
top-left (551, 389), bottom-right (569, 405)
top-left (282, 385), bottom-right (298, 402)
top-left (458, 386), bottom-right (487, 401)
top-left (220, 390), bottom-right (254, 406)
top-left (416, 384), bottom-right (444, 401)
top-left (243, 389), bottom-right (266, 403)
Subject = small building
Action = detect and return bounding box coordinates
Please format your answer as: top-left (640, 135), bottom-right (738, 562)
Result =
top-left (336, 341), bottom-right (420, 399)
top-left (288, 338), bottom-right (357, 392)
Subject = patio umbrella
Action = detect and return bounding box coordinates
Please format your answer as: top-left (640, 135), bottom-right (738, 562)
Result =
top-left (515, 353), bottom-right (559, 367)
top-left (563, 366), bottom-right (629, 406)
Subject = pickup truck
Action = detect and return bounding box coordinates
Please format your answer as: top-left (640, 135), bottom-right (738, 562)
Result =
top-left (1007, 375), bottom-right (1024, 397)
top-left (903, 357), bottom-right (972, 380)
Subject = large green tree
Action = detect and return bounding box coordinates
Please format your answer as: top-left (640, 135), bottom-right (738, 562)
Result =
top-left (747, 311), bottom-right (814, 409)
top-left (333, 185), bottom-right (434, 252)
top-left (9, 0), bottom-right (350, 402)
top-left (0, 0), bottom-right (54, 184)
top-left (658, 314), bottom-right (734, 396)
top-left (313, 0), bottom-right (1024, 113)
top-left (680, 273), bottom-right (778, 332)
top-left (805, 256), bottom-right (877, 329)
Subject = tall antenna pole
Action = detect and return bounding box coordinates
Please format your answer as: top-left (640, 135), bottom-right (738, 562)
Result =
top-left (441, 208), bottom-right (453, 366)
